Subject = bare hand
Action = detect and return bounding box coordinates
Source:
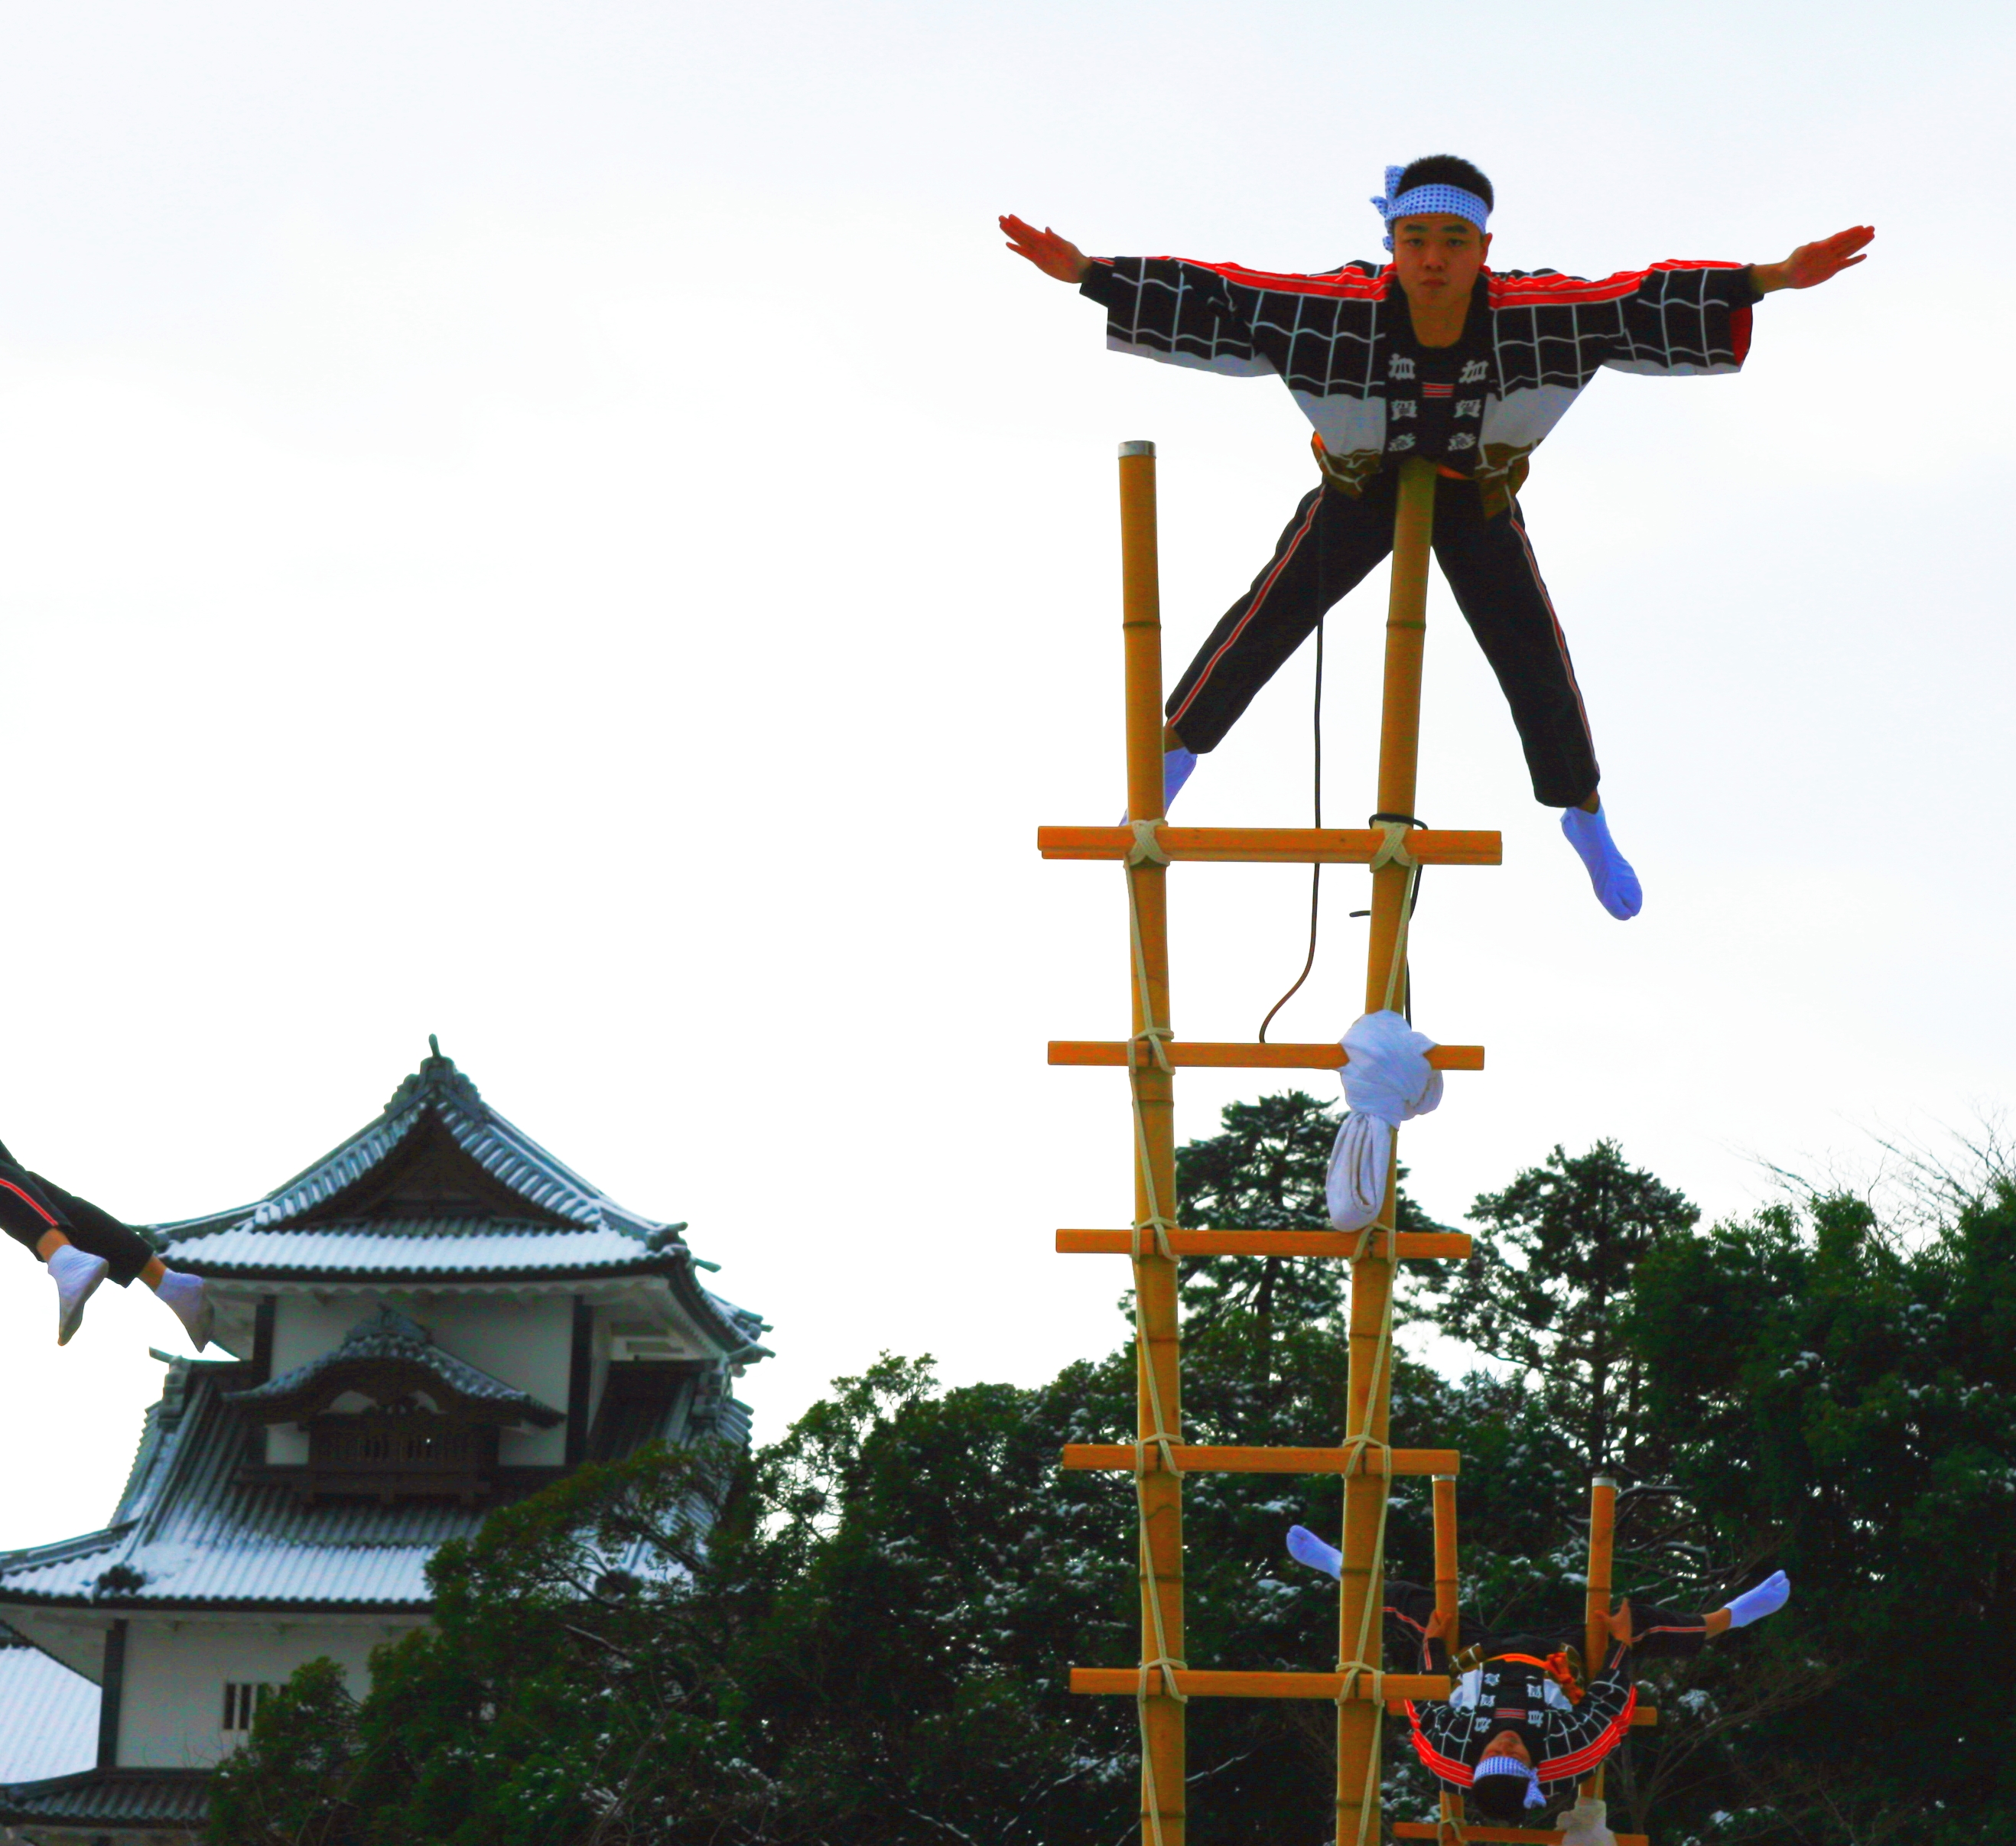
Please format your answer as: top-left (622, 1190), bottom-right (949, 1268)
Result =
top-left (1754, 225), bottom-right (1874, 294)
top-left (1000, 213), bottom-right (1089, 284)
top-left (1606, 1598), bottom-right (1635, 1645)
top-left (1425, 1607), bottom-right (1449, 1640)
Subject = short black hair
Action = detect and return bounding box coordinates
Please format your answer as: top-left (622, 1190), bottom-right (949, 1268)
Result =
top-left (1468, 1772), bottom-right (1532, 1822)
top-left (1394, 154), bottom-right (1494, 213)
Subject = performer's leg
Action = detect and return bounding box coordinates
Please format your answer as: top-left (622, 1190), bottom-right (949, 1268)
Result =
top-left (24, 1172), bottom-right (158, 1286)
top-left (1431, 489), bottom-right (1598, 808)
top-left (1624, 1601), bottom-right (1717, 1662)
top-left (0, 1146), bottom-right (113, 1345)
top-left (1381, 1577), bottom-right (1442, 1671)
top-left (1163, 475), bottom-right (1398, 755)
top-left (1434, 492), bottom-right (1641, 918)
top-left (0, 1149), bottom-right (67, 1257)
top-left (2, 1146), bottom-right (211, 1350)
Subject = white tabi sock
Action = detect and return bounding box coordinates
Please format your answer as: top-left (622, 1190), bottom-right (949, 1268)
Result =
top-left (1286, 1524), bottom-right (1343, 1579)
top-left (1722, 1569), bottom-right (1790, 1628)
top-left (154, 1269), bottom-right (213, 1352)
top-left (48, 1243), bottom-right (109, 1347)
top-left (1561, 802), bottom-right (1643, 920)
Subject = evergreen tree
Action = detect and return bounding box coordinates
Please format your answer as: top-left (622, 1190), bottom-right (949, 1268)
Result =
top-left (1408, 1139), bottom-right (1697, 1476)
top-left (1174, 1088), bottom-right (1450, 1386)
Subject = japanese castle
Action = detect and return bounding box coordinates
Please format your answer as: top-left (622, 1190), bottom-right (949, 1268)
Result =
top-left (0, 1045), bottom-right (769, 1844)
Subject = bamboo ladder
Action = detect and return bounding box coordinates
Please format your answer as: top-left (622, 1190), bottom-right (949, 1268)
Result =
top-left (1045, 447), bottom-right (1496, 1845)
top-left (1391, 1474), bottom-right (1659, 1845)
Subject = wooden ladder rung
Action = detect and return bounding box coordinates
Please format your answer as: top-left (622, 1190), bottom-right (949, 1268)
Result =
top-left (1394, 1826), bottom-right (1649, 1844)
top-left (1057, 1228), bottom-right (1473, 1259)
top-left (1072, 1667), bottom-right (1447, 1701)
top-left (1039, 824), bottom-right (1503, 866)
top-left (1064, 1444), bottom-right (1459, 1477)
top-left (1049, 1040), bottom-right (1485, 1071)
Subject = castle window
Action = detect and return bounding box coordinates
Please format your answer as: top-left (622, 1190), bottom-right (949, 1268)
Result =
top-left (222, 1682), bottom-right (274, 1732)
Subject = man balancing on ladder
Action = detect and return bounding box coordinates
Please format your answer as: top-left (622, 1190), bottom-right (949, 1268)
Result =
top-left (2, 1137), bottom-right (213, 1350)
top-left (1001, 158), bottom-right (1871, 918)
top-left (1289, 1523), bottom-right (1790, 1823)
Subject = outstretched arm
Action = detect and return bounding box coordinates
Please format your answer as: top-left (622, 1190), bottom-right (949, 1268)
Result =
top-left (1752, 225), bottom-right (1874, 294)
top-left (1000, 213), bottom-right (1091, 284)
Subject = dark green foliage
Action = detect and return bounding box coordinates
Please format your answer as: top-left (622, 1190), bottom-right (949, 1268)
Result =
top-left (1173, 1087), bottom-right (1451, 1377)
top-left (1409, 1139), bottom-right (1698, 1474)
top-left (1622, 1181), bottom-right (2016, 1844)
top-left (206, 1104), bottom-right (2016, 1846)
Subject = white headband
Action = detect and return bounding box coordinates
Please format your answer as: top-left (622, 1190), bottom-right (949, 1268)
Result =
top-left (1471, 1754), bottom-right (1546, 1809)
top-left (1371, 164), bottom-right (1491, 252)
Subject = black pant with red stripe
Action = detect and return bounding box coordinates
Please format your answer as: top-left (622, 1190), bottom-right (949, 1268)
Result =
top-left (0, 1139), bottom-right (157, 1285)
top-left (1165, 469), bottom-right (1600, 809)
top-left (1382, 1578), bottom-right (1712, 1673)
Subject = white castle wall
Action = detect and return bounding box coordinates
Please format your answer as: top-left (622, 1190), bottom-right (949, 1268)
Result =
top-left (117, 1614), bottom-right (421, 1769)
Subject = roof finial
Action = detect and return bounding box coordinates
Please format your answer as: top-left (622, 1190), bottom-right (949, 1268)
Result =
top-left (428, 1034), bottom-right (442, 1061)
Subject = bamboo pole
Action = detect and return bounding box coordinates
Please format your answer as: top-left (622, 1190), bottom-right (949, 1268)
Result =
top-left (1062, 1444), bottom-right (1461, 1476)
top-left (1337, 457), bottom-right (1439, 1846)
top-left (1432, 1474), bottom-right (1463, 1838)
top-left (1119, 439), bottom-right (1184, 1846)
top-left (1055, 1228), bottom-right (1473, 1259)
top-left (1393, 1827), bottom-right (1652, 1845)
top-left (1049, 1041), bottom-right (1485, 1071)
top-left (1583, 1474), bottom-right (1618, 1801)
top-left (1038, 824), bottom-right (1501, 864)
top-left (1075, 1668), bottom-right (1448, 1701)
top-left (1432, 1474), bottom-right (1460, 1650)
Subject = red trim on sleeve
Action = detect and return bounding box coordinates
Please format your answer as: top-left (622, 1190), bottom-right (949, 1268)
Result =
top-left (1404, 1704), bottom-right (1475, 1786)
top-left (1535, 1685), bottom-right (1638, 1781)
top-left (1486, 260), bottom-right (1749, 307)
top-left (1146, 256), bottom-right (1392, 301)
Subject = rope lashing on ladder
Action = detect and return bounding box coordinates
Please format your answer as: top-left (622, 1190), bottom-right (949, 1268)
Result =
top-left (1333, 1204), bottom-right (1403, 1846)
top-left (1123, 821), bottom-right (1185, 1846)
top-left (1367, 812), bottom-right (1426, 1019)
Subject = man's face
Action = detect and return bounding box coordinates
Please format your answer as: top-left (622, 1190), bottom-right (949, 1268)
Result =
top-left (1390, 213), bottom-right (1491, 306)
top-left (1479, 1730), bottom-right (1533, 1765)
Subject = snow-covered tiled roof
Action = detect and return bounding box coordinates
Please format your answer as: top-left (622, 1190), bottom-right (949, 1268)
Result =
top-left (0, 1637), bottom-right (97, 1783)
top-left (0, 1767), bottom-right (210, 1829)
top-left (229, 1308), bottom-right (564, 1425)
top-left (0, 1357), bottom-right (750, 1613)
top-left (148, 1045), bottom-right (772, 1359)
top-left (180, 1224), bottom-right (662, 1276)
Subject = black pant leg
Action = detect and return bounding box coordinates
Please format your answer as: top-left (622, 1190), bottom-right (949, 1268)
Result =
top-left (0, 1136), bottom-right (69, 1257)
top-left (1431, 489), bottom-right (1601, 809)
top-left (1624, 1603), bottom-right (1713, 1662)
top-left (1381, 1577), bottom-right (1443, 1672)
top-left (26, 1172), bottom-right (156, 1287)
top-left (1165, 476), bottom-right (1399, 754)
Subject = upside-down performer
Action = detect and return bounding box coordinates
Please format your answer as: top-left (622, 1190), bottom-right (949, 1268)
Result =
top-left (1, 1138), bottom-right (213, 1350)
top-left (1001, 161), bottom-right (1871, 918)
top-left (1287, 1524), bottom-right (1789, 1821)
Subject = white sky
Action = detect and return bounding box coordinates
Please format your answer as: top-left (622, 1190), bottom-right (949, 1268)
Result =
top-left (2, 1), bottom-right (2010, 1552)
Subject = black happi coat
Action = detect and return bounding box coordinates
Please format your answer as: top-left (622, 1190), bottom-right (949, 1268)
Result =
top-left (1081, 253), bottom-right (1758, 513)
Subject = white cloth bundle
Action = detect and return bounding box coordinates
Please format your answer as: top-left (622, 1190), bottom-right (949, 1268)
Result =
top-left (1325, 1010), bottom-right (1444, 1232)
top-left (1559, 1797), bottom-right (1618, 1845)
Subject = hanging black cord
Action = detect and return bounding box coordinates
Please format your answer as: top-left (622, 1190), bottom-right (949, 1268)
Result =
top-left (1257, 618), bottom-right (1325, 1042)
